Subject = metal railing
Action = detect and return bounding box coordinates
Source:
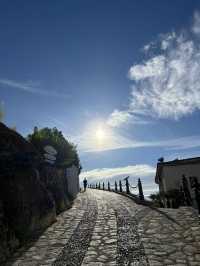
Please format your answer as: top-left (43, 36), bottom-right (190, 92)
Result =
top-left (88, 177), bottom-right (144, 201)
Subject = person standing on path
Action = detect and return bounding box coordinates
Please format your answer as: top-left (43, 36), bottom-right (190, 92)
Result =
top-left (83, 178), bottom-right (88, 192)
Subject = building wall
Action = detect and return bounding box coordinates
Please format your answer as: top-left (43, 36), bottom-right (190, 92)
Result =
top-left (65, 165), bottom-right (80, 199)
top-left (162, 163), bottom-right (200, 194)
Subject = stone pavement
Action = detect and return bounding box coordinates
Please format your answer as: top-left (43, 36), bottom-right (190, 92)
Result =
top-left (5, 190), bottom-right (200, 266)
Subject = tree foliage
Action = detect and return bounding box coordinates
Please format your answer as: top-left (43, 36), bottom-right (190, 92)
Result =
top-left (0, 102), bottom-right (4, 122)
top-left (27, 127), bottom-right (81, 171)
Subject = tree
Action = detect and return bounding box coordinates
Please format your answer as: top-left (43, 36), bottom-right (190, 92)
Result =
top-left (0, 102), bottom-right (4, 122)
top-left (27, 127), bottom-right (81, 170)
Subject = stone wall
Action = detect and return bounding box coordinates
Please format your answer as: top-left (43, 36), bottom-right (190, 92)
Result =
top-left (0, 201), bottom-right (19, 265)
top-left (40, 166), bottom-right (72, 214)
top-left (0, 167), bottom-right (57, 241)
top-left (0, 123), bottom-right (79, 263)
top-left (66, 165), bottom-right (80, 199)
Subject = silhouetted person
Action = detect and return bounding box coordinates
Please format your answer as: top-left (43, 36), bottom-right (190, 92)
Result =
top-left (83, 178), bottom-right (88, 192)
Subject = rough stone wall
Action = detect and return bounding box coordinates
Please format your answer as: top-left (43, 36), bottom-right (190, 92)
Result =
top-left (65, 165), bottom-right (80, 199)
top-left (0, 201), bottom-right (19, 265)
top-left (0, 167), bottom-right (57, 241)
top-left (0, 122), bottom-right (80, 263)
top-left (40, 166), bottom-right (72, 214)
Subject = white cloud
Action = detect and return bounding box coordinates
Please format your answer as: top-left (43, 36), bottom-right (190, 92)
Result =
top-left (109, 11), bottom-right (200, 125)
top-left (0, 79), bottom-right (69, 98)
top-left (80, 164), bottom-right (155, 181)
top-left (143, 43), bottom-right (152, 52)
top-left (74, 123), bottom-right (200, 153)
top-left (160, 32), bottom-right (176, 50)
top-left (192, 11), bottom-right (200, 35)
top-left (129, 55), bottom-right (166, 81)
top-left (129, 37), bottom-right (200, 120)
top-left (106, 109), bottom-right (151, 128)
top-left (106, 109), bottom-right (132, 127)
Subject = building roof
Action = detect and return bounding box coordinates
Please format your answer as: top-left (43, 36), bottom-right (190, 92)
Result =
top-left (155, 156), bottom-right (200, 184)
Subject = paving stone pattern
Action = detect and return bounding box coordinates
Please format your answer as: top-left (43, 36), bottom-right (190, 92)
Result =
top-left (5, 190), bottom-right (200, 266)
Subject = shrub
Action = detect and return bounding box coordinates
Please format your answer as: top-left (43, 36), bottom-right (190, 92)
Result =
top-left (27, 127), bottom-right (81, 171)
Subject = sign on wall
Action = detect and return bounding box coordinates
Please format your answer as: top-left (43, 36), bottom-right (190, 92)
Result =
top-left (44, 145), bottom-right (57, 165)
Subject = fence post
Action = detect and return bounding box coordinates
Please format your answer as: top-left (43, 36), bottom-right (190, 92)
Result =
top-left (119, 180), bottom-right (122, 192)
top-left (103, 182), bottom-right (105, 190)
top-left (125, 178), bottom-right (130, 194)
top-left (108, 181), bottom-right (110, 191)
top-left (192, 177), bottom-right (200, 213)
top-left (138, 178), bottom-right (144, 200)
top-left (115, 181), bottom-right (118, 192)
top-left (182, 175), bottom-right (192, 206)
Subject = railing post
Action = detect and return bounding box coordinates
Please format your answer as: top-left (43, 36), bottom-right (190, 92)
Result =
top-left (182, 175), bottom-right (192, 206)
top-left (103, 182), bottom-right (105, 190)
top-left (138, 178), bottom-right (144, 201)
top-left (119, 180), bottom-right (122, 192)
top-left (115, 181), bottom-right (118, 192)
top-left (108, 181), bottom-right (110, 191)
top-left (125, 178), bottom-right (130, 194)
top-left (193, 178), bottom-right (200, 214)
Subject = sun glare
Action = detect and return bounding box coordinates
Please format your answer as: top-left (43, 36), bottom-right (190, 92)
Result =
top-left (96, 127), bottom-right (105, 140)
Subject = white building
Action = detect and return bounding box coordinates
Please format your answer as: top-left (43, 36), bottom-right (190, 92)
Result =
top-left (155, 157), bottom-right (200, 194)
top-left (65, 164), bottom-right (80, 199)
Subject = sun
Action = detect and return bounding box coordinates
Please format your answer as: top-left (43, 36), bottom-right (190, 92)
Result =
top-left (95, 127), bottom-right (106, 141)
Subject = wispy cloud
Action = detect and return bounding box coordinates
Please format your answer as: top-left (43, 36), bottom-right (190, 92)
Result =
top-left (108, 11), bottom-right (200, 127)
top-left (106, 109), bottom-right (150, 127)
top-left (73, 122), bottom-right (200, 153)
top-left (0, 79), bottom-right (69, 98)
top-left (80, 164), bottom-right (155, 181)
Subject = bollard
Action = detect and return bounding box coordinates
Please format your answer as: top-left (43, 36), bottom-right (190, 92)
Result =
top-left (125, 177), bottom-right (130, 194)
top-left (138, 178), bottom-right (144, 201)
top-left (182, 175), bottom-right (192, 206)
top-left (108, 181), bottom-right (111, 191)
top-left (115, 181), bottom-right (118, 192)
top-left (103, 182), bottom-right (105, 190)
top-left (119, 180), bottom-right (122, 192)
top-left (194, 178), bottom-right (200, 214)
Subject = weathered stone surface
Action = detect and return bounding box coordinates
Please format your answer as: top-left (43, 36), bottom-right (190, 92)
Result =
top-left (0, 201), bottom-right (19, 265)
top-left (0, 122), bottom-right (78, 263)
top-left (1, 167), bottom-right (56, 240)
top-left (40, 166), bottom-right (71, 214)
top-left (4, 190), bottom-right (200, 265)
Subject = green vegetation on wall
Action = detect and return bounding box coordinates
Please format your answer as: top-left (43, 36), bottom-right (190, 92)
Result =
top-left (27, 127), bottom-right (81, 171)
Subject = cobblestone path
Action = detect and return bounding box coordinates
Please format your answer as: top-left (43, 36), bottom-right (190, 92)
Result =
top-left (6, 190), bottom-right (200, 266)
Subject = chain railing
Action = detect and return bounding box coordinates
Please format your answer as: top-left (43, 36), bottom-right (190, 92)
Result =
top-left (88, 177), bottom-right (144, 201)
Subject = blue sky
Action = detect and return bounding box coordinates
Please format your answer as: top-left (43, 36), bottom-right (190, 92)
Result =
top-left (1, 0), bottom-right (200, 195)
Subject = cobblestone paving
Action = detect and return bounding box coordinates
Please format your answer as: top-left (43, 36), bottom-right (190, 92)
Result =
top-left (6, 194), bottom-right (88, 266)
top-left (115, 208), bottom-right (148, 266)
top-left (53, 199), bottom-right (98, 266)
top-left (116, 195), bottom-right (200, 266)
top-left (81, 192), bottom-right (117, 266)
top-left (5, 189), bottom-right (200, 266)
